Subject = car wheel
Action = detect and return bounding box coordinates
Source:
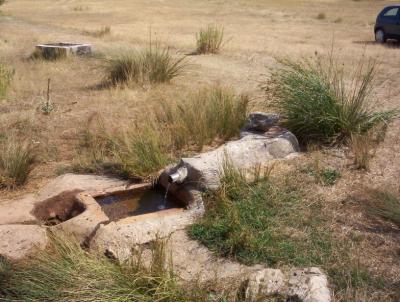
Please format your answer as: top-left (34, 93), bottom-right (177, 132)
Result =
top-left (375, 29), bottom-right (386, 43)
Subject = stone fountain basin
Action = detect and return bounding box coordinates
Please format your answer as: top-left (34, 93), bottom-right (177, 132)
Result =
top-left (35, 182), bottom-right (203, 248)
top-left (89, 183), bottom-right (204, 260)
top-left (35, 42), bottom-right (92, 59)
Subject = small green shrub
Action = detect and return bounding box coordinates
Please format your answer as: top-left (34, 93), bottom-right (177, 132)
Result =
top-left (320, 168), bottom-right (340, 186)
top-left (0, 63), bottom-right (13, 98)
top-left (40, 78), bottom-right (54, 115)
top-left (0, 137), bottom-right (36, 188)
top-left (0, 233), bottom-right (215, 302)
top-left (0, 0), bottom-right (5, 6)
top-left (196, 25), bottom-right (224, 54)
top-left (316, 13), bottom-right (326, 20)
top-left (105, 45), bottom-right (186, 86)
top-left (303, 161), bottom-right (341, 186)
top-left (265, 55), bottom-right (397, 145)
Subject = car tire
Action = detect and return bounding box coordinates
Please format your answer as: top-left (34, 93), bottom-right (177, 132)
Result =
top-left (375, 29), bottom-right (386, 43)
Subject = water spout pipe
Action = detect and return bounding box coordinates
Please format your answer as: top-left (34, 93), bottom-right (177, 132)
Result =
top-left (167, 167), bottom-right (188, 184)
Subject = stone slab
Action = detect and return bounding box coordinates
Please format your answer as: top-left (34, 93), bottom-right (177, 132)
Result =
top-left (37, 174), bottom-right (128, 201)
top-left (90, 206), bottom-right (204, 261)
top-left (0, 225), bottom-right (48, 260)
top-left (161, 129), bottom-right (299, 190)
top-left (0, 194), bottom-right (37, 225)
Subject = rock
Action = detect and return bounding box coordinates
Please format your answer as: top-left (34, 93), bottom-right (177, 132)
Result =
top-left (165, 230), bottom-right (259, 283)
top-left (0, 225), bottom-right (48, 260)
top-left (244, 112), bottom-right (279, 132)
top-left (0, 194), bottom-right (37, 225)
top-left (244, 268), bottom-right (285, 301)
top-left (37, 174), bottom-right (128, 201)
top-left (90, 206), bottom-right (204, 261)
top-left (287, 268), bottom-right (331, 302)
top-left (161, 130), bottom-right (299, 190)
top-left (49, 191), bottom-right (110, 244)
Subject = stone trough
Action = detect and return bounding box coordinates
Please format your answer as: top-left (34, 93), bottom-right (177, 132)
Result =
top-left (0, 112), bottom-right (301, 260)
top-left (0, 112), bottom-right (332, 301)
top-left (34, 42), bottom-right (91, 59)
top-left (32, 182), bottom-right (203, 248)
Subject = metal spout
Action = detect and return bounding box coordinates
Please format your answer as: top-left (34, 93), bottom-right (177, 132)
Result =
top-left (167, 167), bottom-right (188, 184)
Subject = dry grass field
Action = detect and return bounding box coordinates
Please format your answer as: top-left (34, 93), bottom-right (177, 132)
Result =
top-left (1, 0), bottom-right (400, 300)
top-left (0, 0), bottom-right (399, 190)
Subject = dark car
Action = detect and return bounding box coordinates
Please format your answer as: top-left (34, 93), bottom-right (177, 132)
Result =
top-left (375, 5), bottom-right (400, 43)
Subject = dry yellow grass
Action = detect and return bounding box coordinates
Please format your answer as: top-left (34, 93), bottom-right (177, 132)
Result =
top-left (0, 0), bottom-right (400, 299)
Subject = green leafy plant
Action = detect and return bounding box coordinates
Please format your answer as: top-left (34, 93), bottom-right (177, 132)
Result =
top-left (264, 55), bottom-right (397, 145)
top-left (320, 168), bottom-right (341, 186)
top-left (301, 154), bottom-right (341, 186)
top-left (40, 79), bottom-right (54, 115)
top-left (196, 25), bottom-right (224, 54)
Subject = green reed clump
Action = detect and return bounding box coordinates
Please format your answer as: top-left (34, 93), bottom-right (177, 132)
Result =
top-left (105, 44), bottom-right (186, 86)
top-left (0, 137), bottom-right (36, 188)
top-left (264, 55), bottom-right (396, 145)
top-left (196, 25), bottom-right (224, 54)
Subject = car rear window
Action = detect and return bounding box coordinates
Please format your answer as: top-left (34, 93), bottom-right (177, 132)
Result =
top-left (383, 7), bottom-right (399, 17)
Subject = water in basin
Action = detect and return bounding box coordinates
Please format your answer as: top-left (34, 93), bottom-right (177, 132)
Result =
top-left (95, 187), bottom-right (182, 221)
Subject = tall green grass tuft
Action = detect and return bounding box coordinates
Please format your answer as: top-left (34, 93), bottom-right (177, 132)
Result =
top-left (113, 123), bottom-right (170, 179)
top-left (0, 62), bottom-right (13, 98)
top-left (156, 86), bottom-right (249, 151)
top-left (265, 55), bottom-right (397, 145)
top-left (76, 86), bottom-right (247, 179)
top-left (105, 44), bottom-right (186, 86)
top-left (196, 25), bottom-right (224, 54)
top-left (0, 137), bottom-right (36, 188)
top-left (0, 233), bottom-right (215, 302)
